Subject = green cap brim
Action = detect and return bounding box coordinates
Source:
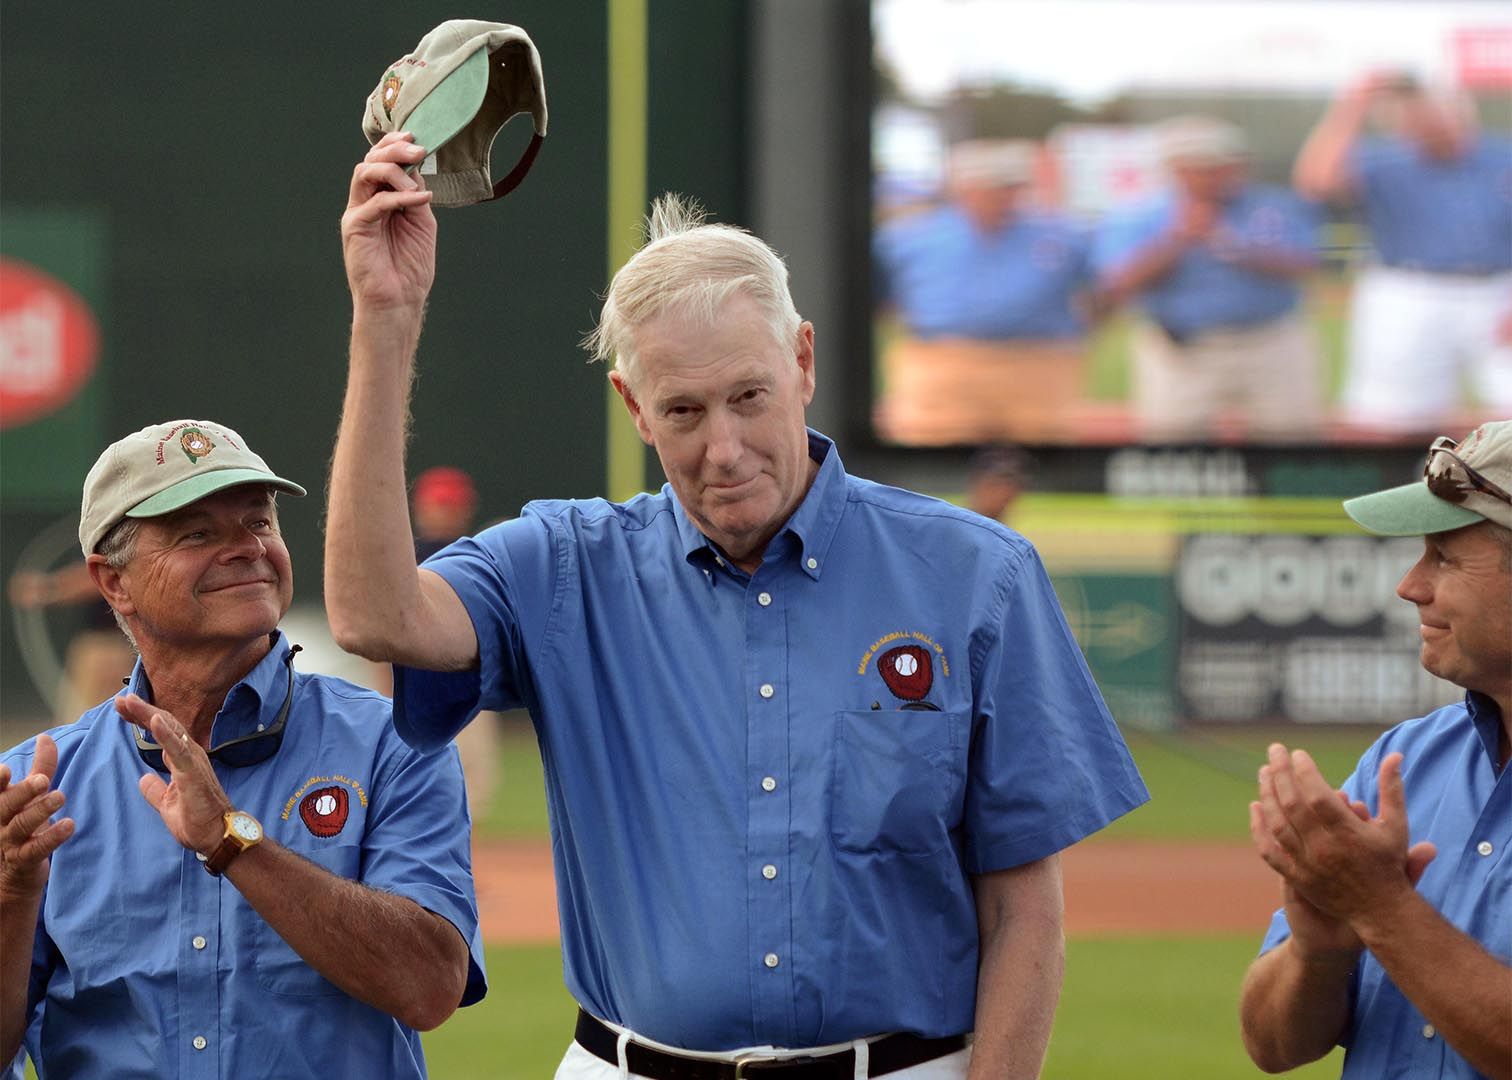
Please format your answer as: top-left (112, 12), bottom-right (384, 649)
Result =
top-left (1342, 481), bottom-right (1485, 536)
top-left (127, 469), bottom-right (307, 519)
top-left (405, 47), bottom-right (489, 158)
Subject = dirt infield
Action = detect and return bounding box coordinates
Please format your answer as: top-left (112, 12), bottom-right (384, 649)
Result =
top-left (473, 838), bottom-right (1280, 945)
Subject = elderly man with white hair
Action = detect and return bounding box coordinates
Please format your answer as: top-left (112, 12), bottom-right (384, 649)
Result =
top-left (1094, 115), bottom-right (1325, 442)
top-left (328, 131), bottom-right (1148, 1079)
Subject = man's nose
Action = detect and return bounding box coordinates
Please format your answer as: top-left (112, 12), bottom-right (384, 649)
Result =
top-left (220, 527), bottom-right (267, 561)
top-left (705, 411), bottom-right (743, 468)
top-left (1396, 556), bottom-right (1431, 605)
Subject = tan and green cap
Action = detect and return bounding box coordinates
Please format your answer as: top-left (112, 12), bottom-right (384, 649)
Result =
top-left (362, 20), bottom-right (547, 208)
top-left (79, 419), bottom-right (306, 555)
top-left (1343, 420), bottom-right (1512, 537)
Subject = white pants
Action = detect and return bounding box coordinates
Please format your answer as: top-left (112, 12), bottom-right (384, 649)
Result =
top-left (1343, 266), bottom-right (1512, 431)
top-left (553, 1027), bottom-right (972, 1080)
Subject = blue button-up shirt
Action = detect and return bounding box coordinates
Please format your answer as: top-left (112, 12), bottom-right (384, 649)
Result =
top-left (1351, 135), bottom-right (1512, 275)
top-left (3, 631), bottom-right (485, 1080)
top-left (1260, 693), bottom-right (1511, 1079)
top-left (874, 205), bottom-right (1092, 339)
top-left (1093, 184), bottom-right (1320, 337)
top-left (396, 431), bottom-right (1148, 1051)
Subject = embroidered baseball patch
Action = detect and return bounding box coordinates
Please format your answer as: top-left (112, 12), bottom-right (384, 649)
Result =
top-left (381, 70), bottom-right (402, 117)
top-left (298, 785), bottom-right (350, 838)
top-left (178, 428), bottom-right (215, 463)
top-left (878, 644), bottom-right (933, 700)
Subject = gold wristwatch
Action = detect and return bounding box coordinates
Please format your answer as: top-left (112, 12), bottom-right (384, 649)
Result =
top-left (204, 810), bottom-right (263, 876)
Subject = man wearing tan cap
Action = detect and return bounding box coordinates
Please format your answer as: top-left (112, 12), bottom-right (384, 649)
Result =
top-left (1240, 419), bottom-right (1512, 1078)
top-left (0, 420), bottom-right (484, 1078)
top-left (875, 138), bottom-right (1095, 444)
top-left (331, 128), bottom-right (1147, 1077)
top-left (1094, 116), bottom-right (1325, 442)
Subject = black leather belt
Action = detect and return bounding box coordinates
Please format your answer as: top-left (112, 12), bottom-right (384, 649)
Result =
top-left (574, 1010), bottom-right (967, 1079)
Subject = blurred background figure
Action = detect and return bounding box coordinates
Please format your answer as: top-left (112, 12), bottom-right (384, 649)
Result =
top-left (1095, 116), bottom-right (1324, 443)
top-left (874, 137), bottom-right (1095, 444)
top-left (1294, 71), bottom-right (1512, 437)
top-left (7, 559), bottom-right (134, 727)
top-left (412, 466), bottom-right (479, 561)
top-left (966, 444), bottom-right (1034, 524)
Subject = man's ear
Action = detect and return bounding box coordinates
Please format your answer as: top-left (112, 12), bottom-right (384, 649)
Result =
top-left (608, 369), bottom-right (655, 446)
top-left (796, 321), bottom-right (816, 407)
top-left (85, 553), bottom-right (134, 618)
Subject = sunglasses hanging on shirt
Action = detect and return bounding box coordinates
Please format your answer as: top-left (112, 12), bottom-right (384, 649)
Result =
top-left (135, 645), bottom-right (301, 771)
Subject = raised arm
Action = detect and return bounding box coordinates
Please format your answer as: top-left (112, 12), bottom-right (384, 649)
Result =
top-left (326, 133), bottom-right (478, 670)
top-left (1293, 75), bottom-right (1381, 202)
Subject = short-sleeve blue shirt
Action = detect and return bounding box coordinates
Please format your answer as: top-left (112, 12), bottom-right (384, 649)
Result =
top-left (874, 205), bottom-right (1092, 339)
top-left (1092, 184), bottom-right (1320, 337)
top-left (395, 431), bottom-right (1149, 1051)
top-left (1350, 135), bottom-right (1512, 274)
top-left (3, 630), bottom-right (486, 1080)
top-left (1259, 693), bottom-right (1510, 1080)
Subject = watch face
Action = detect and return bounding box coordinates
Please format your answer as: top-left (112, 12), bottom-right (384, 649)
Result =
top-left (230, 813), bottom-right (262, 842)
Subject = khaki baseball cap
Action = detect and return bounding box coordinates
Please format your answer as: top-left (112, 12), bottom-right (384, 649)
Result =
top-left (362, 20), bottom-right (548, 208)
top-left (949, 139), bottom-right (1036, 188)
top-left (79, 420), bottom-right (306, 555)
top-left (1157, 115), bottom-right (1248, 166)
top-left (1343, 420), bottom-right (1512, 536)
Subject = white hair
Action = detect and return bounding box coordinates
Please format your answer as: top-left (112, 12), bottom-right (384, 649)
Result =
top-left (94, 517), bottom-right (142, 648)
top-left (583, 193), bottom-right (802, 389)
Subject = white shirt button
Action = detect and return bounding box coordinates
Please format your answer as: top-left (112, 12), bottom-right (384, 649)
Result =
top-left (1477, 841), bottom-right (1493, 857)
top-left (193, 1036), bottom-right (207, 1051)
top-left (757, 591), bottom-right (772, 607)
top-left (762, 864), bottom-right (778, 880)
top-left (806, 558), bottom-right (818, 570)
top-left (1422, 1024), bottom-right (1435, 1039)
top-left (759, 683), bottom-right (774, 699)
top-left (192, 935), bottom-right (207, 950)
top-left (761, 776), bottom-right (777, 792)
top-left (763, 952), bottom-right (780, 969)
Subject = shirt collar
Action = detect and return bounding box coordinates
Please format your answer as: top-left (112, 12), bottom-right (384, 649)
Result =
top-left (129, 629), bottom-right (293, 745)
top-left (672, 429), bottom-right (846, 580)
top-left (1465, 690), bottom-right (1505, 769)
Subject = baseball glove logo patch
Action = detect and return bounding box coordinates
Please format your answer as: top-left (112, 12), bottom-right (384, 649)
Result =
top-left (178, 428), bottom-right (215, 463)
top-left (878, 645), bottom-right (932, 700)
top-left (856, 630), bottom-right (952, 708)
top-left (381, 70), bottom-right (402, 117)
top-left (299, 785), bottom-right (350, 838)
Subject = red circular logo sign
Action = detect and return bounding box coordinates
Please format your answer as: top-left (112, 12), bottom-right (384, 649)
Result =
top-left (0, 258), bottom-right (101, 430)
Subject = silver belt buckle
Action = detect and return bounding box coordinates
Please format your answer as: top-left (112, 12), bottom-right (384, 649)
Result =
top-left (733, 1052), bottom-right (815, 1078)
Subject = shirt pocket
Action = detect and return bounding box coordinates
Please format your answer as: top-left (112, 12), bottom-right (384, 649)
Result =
top-left (830, 709), bottom-right (966, 857)
top-left (251, 843), bottom-right (361, 997)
